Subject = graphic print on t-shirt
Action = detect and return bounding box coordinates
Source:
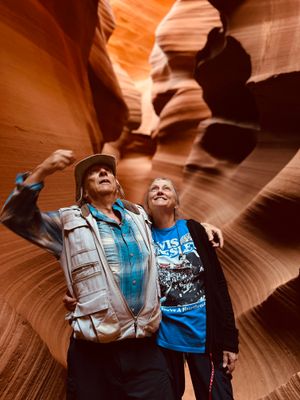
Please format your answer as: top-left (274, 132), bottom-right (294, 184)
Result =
top-left (152, 220), bottom-right (205, 307)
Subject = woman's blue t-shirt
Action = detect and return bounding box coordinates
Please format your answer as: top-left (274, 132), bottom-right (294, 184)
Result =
top-left (152, 219), bottom-right (206, 353)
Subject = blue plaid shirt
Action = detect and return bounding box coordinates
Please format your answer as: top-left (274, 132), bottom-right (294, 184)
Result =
top-left (1, 175), bottom-right (149, 314)
top-left (87, 203), bottom-right (148, 314)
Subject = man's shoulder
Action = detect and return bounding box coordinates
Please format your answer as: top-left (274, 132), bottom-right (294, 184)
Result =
top-left (59, 205), bottom-right (80, 213)
top-left (122, 200), bottom-right (142, 215)
top-left (121, 200), bottom-right (151, 225)
top-left (58, 205), bottom-right (82, 220)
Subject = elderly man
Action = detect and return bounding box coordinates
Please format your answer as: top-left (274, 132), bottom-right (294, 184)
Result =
top-left (1, 149), bottom-right (223, 400)
top-left (1, 149), bottom-right (173, 400)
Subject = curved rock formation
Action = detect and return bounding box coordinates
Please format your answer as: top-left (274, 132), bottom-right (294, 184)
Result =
top-left (147, 1), bottom-right (300, 399)
top-left (107, 0), bottom-right (175, 80)
top-left (261, 373), bottom-right (300, 400)
top-left (0, 0), bottom-right (126, 398)
top-left (89, 0), bottom-right (128, 147)
top-left (102, 62), bottom-right (143, 158)
top-left (149, 0), bottom-right (220, 175)
top-left (0, 299), bottom-right (66, 400)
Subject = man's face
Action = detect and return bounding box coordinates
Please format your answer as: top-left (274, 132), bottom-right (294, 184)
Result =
top-left (83, 164), bottom-right (117, 201)
top-left (147, 178), bottom-right (178, 213)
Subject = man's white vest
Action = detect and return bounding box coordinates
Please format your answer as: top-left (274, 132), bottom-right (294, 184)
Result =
top-left (59, 203), bottom-right (161, 343)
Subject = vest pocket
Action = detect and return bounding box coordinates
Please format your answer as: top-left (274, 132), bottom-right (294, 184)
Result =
top-left (71, 293), bottom-right (121, 343)
top-left (71, 261), bottom-right (106, 302)
top-left (62, 211), bottom-right (121, 342)
top-left (62, 213), bottom-right (95, 255)
top-left (69, 248), bottom-right (107, 302)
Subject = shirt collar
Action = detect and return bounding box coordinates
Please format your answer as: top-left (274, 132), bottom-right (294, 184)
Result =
top-left (115, 198), bottom-right (125, 209)
top-left (87, 199), bottom-right (124, 221)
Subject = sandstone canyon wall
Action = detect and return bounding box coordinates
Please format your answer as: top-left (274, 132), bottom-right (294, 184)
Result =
top-left (0, 1), bottom-right (299, 400)
top-left (149, 1), bottom-right (300, 400)
top-left (0, 1), bottom-right (127, 398)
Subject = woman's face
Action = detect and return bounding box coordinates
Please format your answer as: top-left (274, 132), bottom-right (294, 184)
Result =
top-left (147, 178), bottom-right (178, 213)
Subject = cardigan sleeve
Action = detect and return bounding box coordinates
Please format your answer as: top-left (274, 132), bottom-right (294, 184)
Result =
top-left (187, 219), bottom-right (239, 353)
top-left (208, 246), bottom-right (239, 352)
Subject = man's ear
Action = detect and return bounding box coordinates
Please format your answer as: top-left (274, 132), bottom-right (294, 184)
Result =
top-left (116, 179), bottom-right (125, 198)
top-left (83, 191), bottom-right (89, 201)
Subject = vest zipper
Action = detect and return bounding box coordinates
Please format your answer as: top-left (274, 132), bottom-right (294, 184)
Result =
top-left (86, 210), bottom-right (151, 333)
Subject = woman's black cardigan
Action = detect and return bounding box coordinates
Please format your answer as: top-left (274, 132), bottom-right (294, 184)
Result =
top-left (187, 219), bottom-right (239, 361)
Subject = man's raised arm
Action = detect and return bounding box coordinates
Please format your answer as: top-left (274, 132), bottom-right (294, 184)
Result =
top-left (0, 149), bottom-right (76, 257)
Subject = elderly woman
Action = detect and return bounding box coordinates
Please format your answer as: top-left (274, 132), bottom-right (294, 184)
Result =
top-left (145, 177), bottom-right (238, 400)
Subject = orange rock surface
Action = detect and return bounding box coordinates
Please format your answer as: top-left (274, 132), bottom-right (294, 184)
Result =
top-left (0, 1), bottom-right (299, 399)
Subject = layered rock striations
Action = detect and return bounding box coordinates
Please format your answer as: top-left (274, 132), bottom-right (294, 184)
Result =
top-left (149, 0), bottom-right (220, 176)
top-left (0, 299), bottom-right (67, 400)
top-left (107, 0), bottom-right (175, 80)
top-left (89, 0), bottom-right (128, 146)
top-left (148, 1), bottom-right (300, 399)
top-left (0, 1), bottom-right (126, 398)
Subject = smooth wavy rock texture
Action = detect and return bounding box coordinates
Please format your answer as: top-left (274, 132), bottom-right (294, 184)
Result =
top-left (0, 0), bottom-right (125, 398)
top-left (0, 1), bottom-right (299, 400)
top-left (149, 0), bottom-right (220, 174)
top-left (0, 298), bottom-right (66, 400)
top-left (147, 1), bottom-right (300, 399)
